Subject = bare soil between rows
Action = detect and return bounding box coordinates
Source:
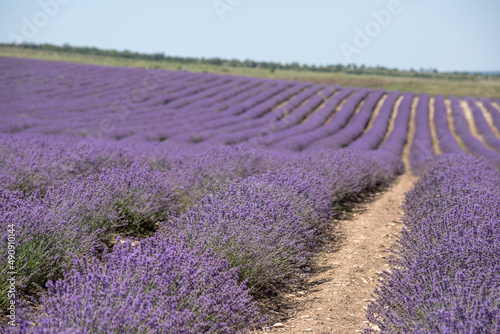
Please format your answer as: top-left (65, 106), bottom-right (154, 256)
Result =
top-left (256, 172), bottom-right (417, 334)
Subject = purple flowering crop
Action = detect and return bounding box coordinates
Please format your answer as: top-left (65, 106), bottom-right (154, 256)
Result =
top-left (378, 92), bottom-right (414, 157)
top-left (309, 90), bottom-right (387, 149)
top-left (9, 236), bottom-right (262, 334)
top-left (432, 94), bottom-right (463, 154)
top-left (367, 155), bottom-right (500, 333)
top-left (0, 189), bottom-right (101, 309)
top-left (409, 93), bottom-right (434, 174)
top-left (2, 57), bottom-right (500, 333)
top-left (465, 96), bottom-right (500, 152)
top-left (348, 91), bottom-right (400, 151)
top-left (450, 96), bottom-right (500, 167)
top-left (479, 98), bottom-right (500, 133)
top-left (163, 169), bottom-right (320, 288)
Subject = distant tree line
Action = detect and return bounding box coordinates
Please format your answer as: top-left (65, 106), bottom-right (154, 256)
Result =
top-left (2, 42), bottom-right (498, 80)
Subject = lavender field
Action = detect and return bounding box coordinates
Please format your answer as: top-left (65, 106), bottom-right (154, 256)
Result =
top-left (1, 57), bottom-right (500, 333)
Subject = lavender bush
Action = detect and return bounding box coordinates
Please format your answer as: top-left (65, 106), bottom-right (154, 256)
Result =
top-left (450, 96), bottom-right (500, 167)
top-left (259, 87), bottom-right (355, 147)
top-left (162, 149), bottom-right (398, 289)
top-left (153, 143), bottom-right (286, 209)
top-left (9, 236), bottom-right (262, 333)
top-left (275, 89), bottom-right (370, 151)
top-left (162, 167), bottom-right (324, 288)
top-left (1, 162), bottom-right (179, 311)
top-left (378, 92), bottom-right (414, 157)
top-left (0, 134), bottom-right (283, 211)
top-left (3, 57), bottom-right (500, 332)
top-left (349, 91), bottom-right (400, 151)
top-left (297, 149), bottom-right (398, 200)
top-left (465, 96), bottom-right (500, 152)
top-left (45, 164), bottom-right (179, 234)
top-left (0, 134), bottom-right (138, 193)
top-left (432, 94), bottom-right (463, 154)
top-left (367, 155), bottom-right (500, 333)
top-left (0, 189), bottom-right (101, 310)
top-left (206, 85), bottom-right (336, 145)
top-left (310, 90), bottom-right (387, 149)
top-left (479, 98), bottom-right (500, 133)
top-left (409, 93), bottom-right (434, 174)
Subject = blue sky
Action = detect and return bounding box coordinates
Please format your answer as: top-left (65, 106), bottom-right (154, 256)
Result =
top-left (1, 0), bottom-right (499, 72)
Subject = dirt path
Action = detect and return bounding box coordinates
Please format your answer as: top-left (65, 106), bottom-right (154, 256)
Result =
top-left (379, 95), bottom-right (403, 146)
top-left (493, 102), bottom-right (500, 113)
top-left (262, 173), bottom-right (417, 333)
top-left (256, 95), bottom-right (419, 333)
top-left (428, 97), bottom-right (442, 155)
top-left (359, 94), bottom-right (387, 135)
top-left (444, 98), bottom-right (467, 152)
top-left (477, 100), bottom-right (500, 138)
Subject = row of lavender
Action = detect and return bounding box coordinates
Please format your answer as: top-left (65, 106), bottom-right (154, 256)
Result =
top-left (409, 94), bottom-right (500, 173)
top-left (1, 133), bottom-right (402, 332)
top-left (3, 57), bottom-right (500, 158)
top-left (2, 57), bottom-right (500, 333)
top-left (0, 57), bottom-right (327, 145)
top-left (367, 154), bottom-right (500, 333)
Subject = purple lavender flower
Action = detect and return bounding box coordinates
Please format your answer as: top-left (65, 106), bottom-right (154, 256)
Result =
top-left (367, 155), bottom-right (500, 333)
top-left (8, 236), bottom-right (263, 333)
